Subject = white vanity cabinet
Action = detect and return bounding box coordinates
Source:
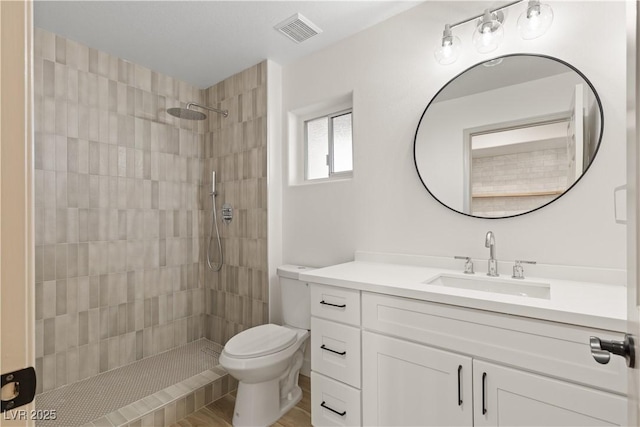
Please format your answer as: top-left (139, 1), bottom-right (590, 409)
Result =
top-left (362, 339), bottom-right (626, 426)
top-left (361, 292), bottom-right (627, 427)
top-left (310, 284), bottom-right (362, 426)
top-left (309, 283), bottom-right (628, 427)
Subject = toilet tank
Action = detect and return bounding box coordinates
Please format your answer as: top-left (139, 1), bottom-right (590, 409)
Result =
top-left (277, 265), bottom-right (314, 330)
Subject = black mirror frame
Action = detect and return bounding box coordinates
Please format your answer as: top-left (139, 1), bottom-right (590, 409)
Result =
top-left (413, 53), bottom-right (604, 219)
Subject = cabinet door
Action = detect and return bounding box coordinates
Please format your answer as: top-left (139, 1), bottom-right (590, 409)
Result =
top-left (474, 360), bottom-right (627, 426)
top-left (362, 331), bottom-right (473, 426)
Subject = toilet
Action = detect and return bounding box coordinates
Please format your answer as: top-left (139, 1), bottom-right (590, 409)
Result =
top-left (219, 265), bottom-right (312, 427)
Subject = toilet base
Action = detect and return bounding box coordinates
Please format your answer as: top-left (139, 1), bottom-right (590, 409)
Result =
top-left (232, 380), bottom-right (302, 427)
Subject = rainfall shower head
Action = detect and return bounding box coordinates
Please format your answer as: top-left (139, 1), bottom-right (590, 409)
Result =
top-left (167, 107), bottom-right (207, 120)
top-left (166, 102), bottom-right (228, 120)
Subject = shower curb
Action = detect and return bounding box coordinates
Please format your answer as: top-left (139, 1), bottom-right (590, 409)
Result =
top-left (83, 366), bottom-right (237, 427)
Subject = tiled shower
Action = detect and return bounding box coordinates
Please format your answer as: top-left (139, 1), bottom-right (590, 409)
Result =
top-left (33, 27), bottom-right (268, 397)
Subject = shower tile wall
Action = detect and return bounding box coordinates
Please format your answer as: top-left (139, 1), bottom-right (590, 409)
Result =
top-left (201, 62), bottom-right (269, 344)
top-left (471, 147), bottom-right (569, 216)
top-left (34, 29), bottom-right (205, 393)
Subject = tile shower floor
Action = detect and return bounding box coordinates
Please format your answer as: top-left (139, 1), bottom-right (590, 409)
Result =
top-left (36, 339), bottom-right (222, 427)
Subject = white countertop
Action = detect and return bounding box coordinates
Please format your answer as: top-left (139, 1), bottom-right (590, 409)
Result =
top-left (299, 259), bottom-right (627, 332)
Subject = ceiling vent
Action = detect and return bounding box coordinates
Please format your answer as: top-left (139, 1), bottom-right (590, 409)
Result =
top-left (275, 13), bottom-right (322, 43)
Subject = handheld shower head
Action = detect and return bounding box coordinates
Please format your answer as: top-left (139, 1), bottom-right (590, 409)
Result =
top-left (166, 102), bottom-right (228, 120)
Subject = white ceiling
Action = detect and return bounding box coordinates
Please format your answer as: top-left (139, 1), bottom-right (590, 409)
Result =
top-left (34, 0), bottom-right (426, 88)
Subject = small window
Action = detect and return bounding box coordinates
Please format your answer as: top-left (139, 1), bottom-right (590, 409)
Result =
top-left (305, 110), bottom-right (353, 180)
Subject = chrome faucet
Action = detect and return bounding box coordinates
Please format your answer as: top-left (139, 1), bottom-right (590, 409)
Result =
top-left (485, 231), bottom-right (498, 277)
top-left (454, 256), bottom-right (475, 275)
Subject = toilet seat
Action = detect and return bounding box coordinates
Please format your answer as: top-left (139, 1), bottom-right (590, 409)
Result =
top-left (224, 324), bottom-right (297, 359)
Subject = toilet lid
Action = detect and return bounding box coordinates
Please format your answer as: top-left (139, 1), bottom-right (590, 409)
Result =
top-left (224, 324), bottom-right (298, 359)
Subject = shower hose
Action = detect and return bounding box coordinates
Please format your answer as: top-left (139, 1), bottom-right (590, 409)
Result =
top-left (207, 192), bottom-right (223, 271)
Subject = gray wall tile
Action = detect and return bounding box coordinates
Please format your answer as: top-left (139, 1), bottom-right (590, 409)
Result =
top-left (35, 29), bottom-right (268, 394)
top-left (202, 62), bottom-right (269, 344)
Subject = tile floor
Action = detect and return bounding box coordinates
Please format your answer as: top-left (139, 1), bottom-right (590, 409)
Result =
top-left (36, 339), bottom-right (222, 427)
top-left (170, 375), bottom-right (311, 427)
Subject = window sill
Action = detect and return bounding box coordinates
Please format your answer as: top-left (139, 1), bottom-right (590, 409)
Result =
top-left (290, 175), bottom-right (353, 187)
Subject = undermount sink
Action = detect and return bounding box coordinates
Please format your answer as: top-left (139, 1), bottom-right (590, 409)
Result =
top-left (424, 274), bottom-right (551, 299)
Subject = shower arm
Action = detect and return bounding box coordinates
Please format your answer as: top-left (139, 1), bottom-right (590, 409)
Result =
top-left (186, 102), bottom-right (229, 118)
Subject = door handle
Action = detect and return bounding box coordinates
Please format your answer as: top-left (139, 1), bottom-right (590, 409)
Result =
top-left (590, 335), bottom-right (635, 368)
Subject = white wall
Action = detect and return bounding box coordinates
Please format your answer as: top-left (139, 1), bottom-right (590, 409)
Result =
top-left (281, 1), bottom-right (627, 270)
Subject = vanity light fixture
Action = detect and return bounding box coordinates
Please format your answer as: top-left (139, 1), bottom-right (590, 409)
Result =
top-left (518, 0), bottom-right (554, 40)
top-left (434, 24), bottom-right (462, 65)
top-left (472, 9), bottom-right (505, 54)
top-left (434, 0), bottom-right (554, 65)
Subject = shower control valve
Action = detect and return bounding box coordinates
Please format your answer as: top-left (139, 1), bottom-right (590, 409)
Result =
top-left (222, 203), bottom-right (233, 225)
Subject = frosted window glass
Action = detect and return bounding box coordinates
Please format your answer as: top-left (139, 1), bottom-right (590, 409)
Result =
top-left (306, 117), bottom-right (329, 179)
top-left (332, 113), bottom-right (353, 173)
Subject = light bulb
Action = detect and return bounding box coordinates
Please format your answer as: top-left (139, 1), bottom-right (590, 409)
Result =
top-left (481, 28), bottom-right (493, 47)
top-left (472, 9), bottom-right (504, 54)
top-left (518, 0), bottom-right (553, 40)
top-left (434, 24), bottom-right (461, 65)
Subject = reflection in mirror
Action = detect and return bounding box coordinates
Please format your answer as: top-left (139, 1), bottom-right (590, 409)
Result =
top-left (414, 54), bottom-right (602, 219)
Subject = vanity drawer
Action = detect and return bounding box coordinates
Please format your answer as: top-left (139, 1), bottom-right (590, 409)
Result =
top-left (362, 292), bottom-right (627, 394)
top-left (310, 283), bottom-right (361, 326)
top-left (311, 371), bottom-right (361, 427)
top-left (311, 317), bottom-right (361, 388)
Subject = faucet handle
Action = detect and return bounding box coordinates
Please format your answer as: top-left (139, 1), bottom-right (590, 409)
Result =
top-left (512, 260), bottom-right (536, 279)
top-left (454, 256), bottom-right (475, 275)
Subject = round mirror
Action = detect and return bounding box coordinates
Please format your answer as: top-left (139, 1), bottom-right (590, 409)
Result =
top-left (414, 54), bottom-right (603, 219)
